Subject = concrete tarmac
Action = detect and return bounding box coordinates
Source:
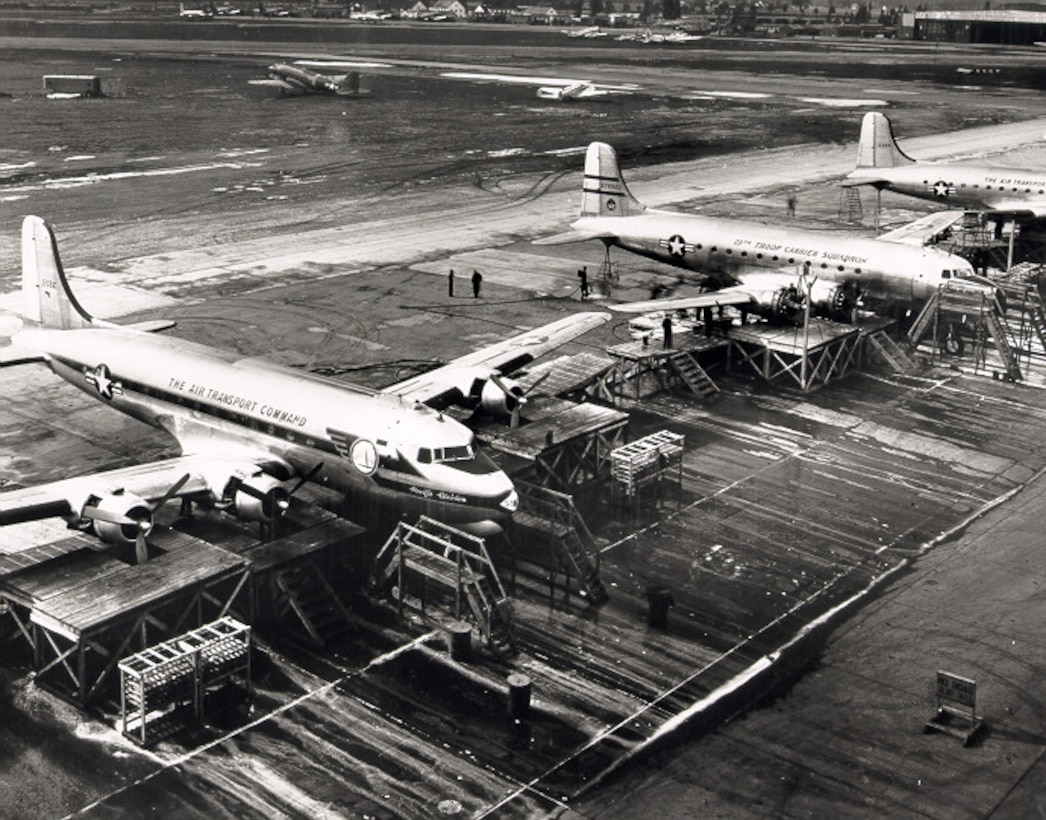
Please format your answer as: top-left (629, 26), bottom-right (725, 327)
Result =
top-left (580, 465), bottom-right (1046, 819)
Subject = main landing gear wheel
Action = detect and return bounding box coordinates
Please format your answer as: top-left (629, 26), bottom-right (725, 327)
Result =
top-left (940, 324), bottom-right (965, 356)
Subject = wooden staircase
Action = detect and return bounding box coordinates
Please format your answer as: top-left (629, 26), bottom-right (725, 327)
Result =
top-left (273, 559), bottom-right (353, 647)
top-left (665, 350), bottom-right (719, 400)
top-left (865, 330), bottom-right (917, 374)
top-left (512, 483), bottom-right (608, 606)
top-left (372, 516), bottom-right (516, 656)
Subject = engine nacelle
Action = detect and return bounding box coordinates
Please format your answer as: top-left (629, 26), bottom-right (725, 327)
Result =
top-left (88, 493), bottom-right (152, 546)
top-left (750, 285), bottom-right (803, 322)
top-left (450, 367), bottom-right (525, 418)
top-left (231, 474), bottom-right (290, 522)
top-left (478, 376), bottom-right (524, 417)
top-left (809, 281), bottom-right (856, 321)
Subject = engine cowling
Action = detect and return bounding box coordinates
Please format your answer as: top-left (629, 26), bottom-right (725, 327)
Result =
top-left (88, 493), bottom-right (153, 546)
top-left (749, 285), bottom-right (803, 322)
top-left (450, 367), bottom-right (525, 418)
top-left (231, 474), bottom-right (290, 523)
top-left (479, 376), bottom-right (525, 417)
top-left (809, 281), bottom-right (856, 321)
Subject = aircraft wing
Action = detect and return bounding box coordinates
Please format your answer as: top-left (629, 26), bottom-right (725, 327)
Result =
top-left (0, 456), bottom-right (212, 526)
top-left (608, 287), bottom-right (757, 314)
top-left (0, 450), bottom-right (295, 527)
top-left (381, 312), bottom-right (611, 405)
top-left (876, 211), bottom-right (966, 246)
top-left (248, 78), bottom-right (301, 92)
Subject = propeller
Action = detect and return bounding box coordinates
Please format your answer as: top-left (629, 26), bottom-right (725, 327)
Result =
top-left (82, 473), bottom-right (192, 564)
top-left (235, 462), bottom-right (324, 542)
top-left (495, 371), bottom-right (552, 428)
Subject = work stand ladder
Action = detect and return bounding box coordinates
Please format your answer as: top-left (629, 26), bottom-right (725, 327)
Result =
top-left (372, 517), bottom-right (516, 657)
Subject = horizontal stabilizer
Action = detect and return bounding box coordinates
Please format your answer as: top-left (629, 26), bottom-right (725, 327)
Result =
top-left (532, 230), bottom-right (609, 246)
top-left (0, 346), bottom-right (45, 367)
top-left (93, 318), bottom-right (177, 333)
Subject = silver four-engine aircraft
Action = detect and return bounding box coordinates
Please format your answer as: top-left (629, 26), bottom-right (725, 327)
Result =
top-left (0, 217), bottom-right (609, 551)
top-left (550, 141), bottom-right (995, 319)
top-left (845, 111), bottom-right (1046, 219)
top-left (249, 63), bottom-right (366, 96)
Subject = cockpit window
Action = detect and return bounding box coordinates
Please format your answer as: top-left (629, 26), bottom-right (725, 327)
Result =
top-left (418, 444), bottom-right (474, 464)
top-left (942, 270), bottom-right (952, 279)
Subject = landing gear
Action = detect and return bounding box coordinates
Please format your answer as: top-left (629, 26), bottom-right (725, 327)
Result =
top-left (940, 322), bottom-right (965, 356)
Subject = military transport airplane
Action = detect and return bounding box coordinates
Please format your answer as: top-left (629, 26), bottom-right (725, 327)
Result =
top-left (440, 72), bottom-right (638, 102)
top-left (845, 112), bottom-right (1046, 219)
top-left (0, 216), bottom-right (610, 552)
top-left (541, 141), bottom-right (997, 320)
top-left (249, 63), bottom-right (367, 96)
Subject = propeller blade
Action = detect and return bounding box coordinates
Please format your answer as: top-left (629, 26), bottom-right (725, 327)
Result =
top-left (523, 371), bottom-right (552, 396)
top-left (135, 531), bottom-right (149, 565)
top-left (235, 480), bottom-right (269, 502)
top-left (286, 462), bottom-right (324, 498)
top-left (151, 473), bottom-right (192, 516)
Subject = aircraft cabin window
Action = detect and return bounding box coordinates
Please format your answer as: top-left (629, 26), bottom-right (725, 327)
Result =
top-left (756, 253), bottom-right (763, 259)
top-left (942, 271), bottom-right (952, 278)
top-left (855, 269), bottom-right (862, 274)
top-left (985, 185), bottom-right (992, 190)
top-left (418, 448), bottom-right (431, 464)
top-left (740, 251), bottom-right (746, 257)
top-left (726, 249), bottom-right (733, 255)
top-left (820, 263), bottom-right (828, 269)
top-left (772, 255), bottom-right (779, 261)
top-left (837, 265), bottom-right (845, 271)
top-left (788, 258), bottom-right (795, 264)
top-left (710, 246), bottom-right (717, 252)
top-left (696, 243), bottom-right (703, 250)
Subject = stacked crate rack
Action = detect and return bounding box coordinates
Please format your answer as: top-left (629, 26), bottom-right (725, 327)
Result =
top-left (118, 617), bottom-right (251, 746)
top-left (610, 430), bottom-right (685, 501)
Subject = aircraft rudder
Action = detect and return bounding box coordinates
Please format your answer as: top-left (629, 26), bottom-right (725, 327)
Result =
top-left (21, 216), bottom-right (93, 330)
top-left (580, 141), bottom-right (645, 219)
top-left (856, 112), bottom-right (915, 169)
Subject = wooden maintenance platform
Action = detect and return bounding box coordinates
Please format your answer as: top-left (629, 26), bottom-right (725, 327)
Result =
top-left (606, 334), bottom-right (728, 400)
top-left (1, 528), bottom-right (251, 708)
top-left (477, 396), bottom-right (629, 493)
top-left (726, 319), bottom-right (866, 391)
top-left (516, 352), bottom-right (617, 405)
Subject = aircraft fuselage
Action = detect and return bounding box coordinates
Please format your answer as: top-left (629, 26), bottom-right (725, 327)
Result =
top-left (849, 165), bottom-right (1046, 214)
top-left (21, 325), bottom-right (517, 533)
top-left (575, 209), bottom-right (973, 308)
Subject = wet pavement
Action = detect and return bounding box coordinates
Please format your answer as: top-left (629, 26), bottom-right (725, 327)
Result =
top-left (3, 20), bottom-right (1046, 820)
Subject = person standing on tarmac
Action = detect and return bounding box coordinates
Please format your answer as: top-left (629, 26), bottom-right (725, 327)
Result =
top-left (472, 269), bottom-right (482, 298)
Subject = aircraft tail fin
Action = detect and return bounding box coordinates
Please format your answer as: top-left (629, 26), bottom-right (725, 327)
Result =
top-left (580, 142), bottom-right (646, 219)
top-left (855, 112), bottom-right (916, 169)
top-left (21, 216), bottom-right (94, 330)
top-left (341, 71), bottom-right (360, 94)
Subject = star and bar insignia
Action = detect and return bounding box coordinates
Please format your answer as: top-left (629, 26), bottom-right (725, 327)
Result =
top-left (932, 180), bottom-right (954, 199)
top-left (659, 234), bottom-right (696, 257)
top-left (84, 363), bottom-right (123, 401)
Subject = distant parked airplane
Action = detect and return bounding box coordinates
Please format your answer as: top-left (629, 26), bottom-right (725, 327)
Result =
top-left (441, 71), bottom-right (638, 101)
top-left (845, 112), bottom-right (1046, 219)
top-left (179, 2), bottom-right (213, 18)
top-left (249, 63), bottom-right (366, 96)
